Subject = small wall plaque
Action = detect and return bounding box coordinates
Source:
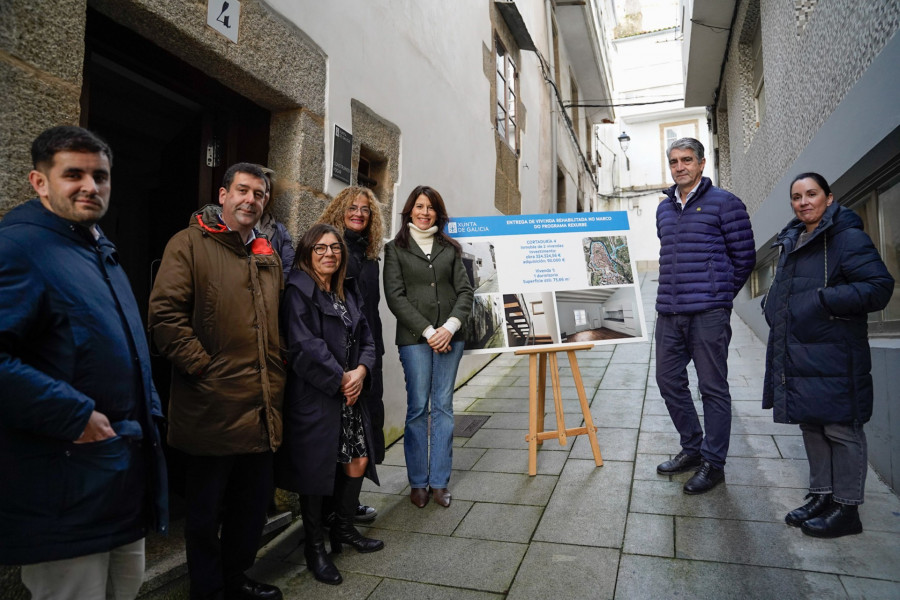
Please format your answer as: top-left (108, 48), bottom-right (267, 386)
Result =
top-left (207, 0), bottom-right (240, 44)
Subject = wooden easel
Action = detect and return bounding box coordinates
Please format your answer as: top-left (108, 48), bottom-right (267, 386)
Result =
top-left (514, 343), bottom-right (603, 476)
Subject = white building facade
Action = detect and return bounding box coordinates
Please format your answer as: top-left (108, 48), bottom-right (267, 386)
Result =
top-left (596, 0), bottom-right (716, 269)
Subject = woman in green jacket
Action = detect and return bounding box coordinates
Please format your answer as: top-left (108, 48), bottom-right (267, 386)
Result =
top-left (383, 186), bottom-right (474, 509)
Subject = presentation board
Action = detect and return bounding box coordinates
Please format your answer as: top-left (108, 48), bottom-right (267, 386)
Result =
top-left (448, 212), bottom-right (648, 355)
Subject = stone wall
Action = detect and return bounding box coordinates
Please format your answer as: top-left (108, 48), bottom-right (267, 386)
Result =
top-left (718, 0), bottom-right (900, 214)
top-left (0, 0), bottom-right (328, 223)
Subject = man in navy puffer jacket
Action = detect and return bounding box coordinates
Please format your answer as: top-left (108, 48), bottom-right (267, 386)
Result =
top-left (654, 138), bottom-right (755, 494)
top-left (0, 126), bottom-right (168, 598)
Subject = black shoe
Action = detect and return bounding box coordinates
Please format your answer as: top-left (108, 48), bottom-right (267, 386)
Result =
top-left (225, 575), bottom-right (282, 600)
top-left (801, 503), bottom-right (863, 538)
top-left (331, 474), bottom-right (384, 554)
top-left (785, 493), bottom-right (832, 527)
top-left (299, 495), bottom-right (342, 585)
top-left (355, 504), bottom-right (377, 523)
top-left (657, 451), bottom-right (702, 474)
top-left (683, 461), bottom-right (725, 494)
top-left (303, 542), bottom-right (342, 585)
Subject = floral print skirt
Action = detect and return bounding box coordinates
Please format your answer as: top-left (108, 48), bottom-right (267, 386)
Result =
top-left (338, 400), bottom-right (367, 463)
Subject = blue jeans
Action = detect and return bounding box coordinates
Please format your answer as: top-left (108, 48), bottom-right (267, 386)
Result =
top-left (398, 341), bottom-right (464, 489)
top-left (655, 309), bottom-right (733, 469)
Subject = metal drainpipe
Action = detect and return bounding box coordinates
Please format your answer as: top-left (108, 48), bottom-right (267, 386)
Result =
top-left (546, 0), bottom-right (558, 214)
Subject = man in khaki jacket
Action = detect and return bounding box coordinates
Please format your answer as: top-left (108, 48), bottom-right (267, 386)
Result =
top-left (149, 162), bottom-right (285, 600)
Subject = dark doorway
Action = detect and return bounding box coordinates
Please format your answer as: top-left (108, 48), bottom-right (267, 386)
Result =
top-left (81, 9), bottom-right (271, 500)
top-left (82, 9), bottom-right (270, 320)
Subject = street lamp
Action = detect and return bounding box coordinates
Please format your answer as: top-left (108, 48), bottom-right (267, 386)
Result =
top-left (618, 131), bottom-right (631, 171)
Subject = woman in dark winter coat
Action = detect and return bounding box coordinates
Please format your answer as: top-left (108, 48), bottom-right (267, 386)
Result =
top-left (383, 186), bottom-right (474, 509)
top-left (318, 186), bottom-right (386, 522)
top-left (762, 172), bottom-right (893, 538)
top-left (276, 224), bottom-right (383, 585)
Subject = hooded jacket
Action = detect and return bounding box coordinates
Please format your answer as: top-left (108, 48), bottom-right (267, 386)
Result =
top-left (0, 199), bottom-right (168, 565)
top-left (148, 205), bottom-right (285, 455)
top-left (762, 203), bottom-right (893, 424)
top-left (656, 177), bottom-right (756, 314)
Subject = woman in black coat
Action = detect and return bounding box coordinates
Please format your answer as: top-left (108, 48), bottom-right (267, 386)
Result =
top-left (276, 224), bottom-right (383, 585)
top-left (762, 172), bottom-right (893, 538)
top-left (318, 186), bottom-right (386, 522)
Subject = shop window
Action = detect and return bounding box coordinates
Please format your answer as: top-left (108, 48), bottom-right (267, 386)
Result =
top-left (849, 173), bottom-right (900, 329)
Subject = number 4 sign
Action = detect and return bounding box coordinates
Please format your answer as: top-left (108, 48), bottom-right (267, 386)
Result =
top-left (207, 0), bottom-right (240, 43)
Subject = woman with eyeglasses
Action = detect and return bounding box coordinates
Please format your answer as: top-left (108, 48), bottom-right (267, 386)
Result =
top-left (383, 186), bottom-right (474, 509)
top-left (275, 223), bottom-right (383, 586)
top-left (318, 187), bottom-right (386, 523)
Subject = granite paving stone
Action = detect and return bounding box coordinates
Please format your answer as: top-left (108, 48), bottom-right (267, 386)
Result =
top-left (367, 580), bottom-right (505, 600)
top-left (676, 517), bottom-right (900, 581)
top-left (506, 542), bottom-right (619, 600)
top-left (622, 512), bottom-right (674, 557)
top-left (772, 434), bottom-right (807, 459)
top-left (312, 529), bottom-right (527, 593)
top-left (464, 427), bottom-right (571, 451)
top-left (479, 411), bottom-right (582, 430)
top-left (452, 446), bottom-right (488, 470)
top-left (615, 555), bottom-right (847, 600)
top-left (839, 576), bottom-right (900, 599)
top-left (364, 493), bottom-right (472, 535)
top-left (471, 448), bottom-right (567, 475)
top-left (451, 470), bottom-right (558, 505)
top-left (454, 502), bottom-right (544, 543)
top-left (598, 363), bottom-right (650, 389)
top-left (609, 342), bottom-right (652, 364)
top-left (533, 459), bottom-right (632, 548)
top-left (569, 426), bottom-right (638, 462)
top-left (629, 479), bottom-right (811, 522)
top-left (362, 464), bottom-right (410, 495)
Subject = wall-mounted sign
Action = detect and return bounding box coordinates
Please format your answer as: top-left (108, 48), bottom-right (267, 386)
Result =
top-left (332, 125), bottom-right (353, 184)
top-left (207, 0), bottom-right (240, 44)
top-left (448, 212), bottom-right (647, 355)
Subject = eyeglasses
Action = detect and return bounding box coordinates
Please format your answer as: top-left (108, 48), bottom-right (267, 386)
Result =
top-left (313, 243), bottom-right (343, 255)
top-left (346, 206), bottom-right (371, 216)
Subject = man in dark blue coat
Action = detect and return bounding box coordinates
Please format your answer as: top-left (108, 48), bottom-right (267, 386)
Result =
top-left (654, 137), bottom-right (755, 494)
top-left (0, 126), bottom-right (168, 599)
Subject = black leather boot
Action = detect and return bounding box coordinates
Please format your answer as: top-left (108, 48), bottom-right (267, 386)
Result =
top-left (329, 473), bottom-right (384, 554)
top-left (800, 502), bottom-right (863, 538)
top-left (299, 495), bottom-right (342, 585)
top-left (785, 493), bottom-right (832, 527)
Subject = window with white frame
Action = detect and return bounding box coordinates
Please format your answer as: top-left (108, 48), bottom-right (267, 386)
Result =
top-left (661, 120), bottom-right (699, 182)
top-left (574, 309), bottom-right (587, 327)
top-left (496, 38), bottom-right (518, 150)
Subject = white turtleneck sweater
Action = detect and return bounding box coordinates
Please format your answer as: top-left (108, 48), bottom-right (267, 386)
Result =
top-left (408, 223), bottom-right (461, 339)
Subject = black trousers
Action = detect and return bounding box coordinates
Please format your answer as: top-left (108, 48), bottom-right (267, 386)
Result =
top-left (184, 451), bottom-right (273, 598)
top-left (367, 355), bottom-right (386, 464)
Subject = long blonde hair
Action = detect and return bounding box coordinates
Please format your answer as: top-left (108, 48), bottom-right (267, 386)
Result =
top-left (318, 186), bottom-right (384, 260)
